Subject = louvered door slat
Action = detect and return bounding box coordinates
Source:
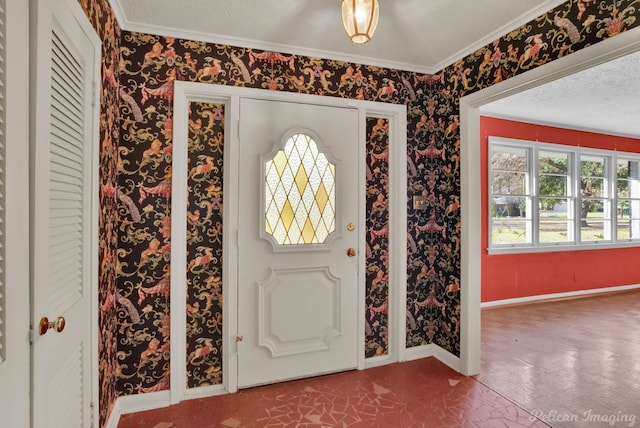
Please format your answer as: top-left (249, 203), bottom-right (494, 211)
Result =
top-left (47, 25), bottom-right (85, 316)
top-left (47, 346), bottom-right (83, 428)
top-left (49, 263), bottom-right (82, 288)
top-left (51, 94), bottom-right (82, 125)
top-left (50, 268), bottom-right (82, 295)
top-left (49, 223), bottom-right (82, 239)
top-left (50, 143), bottom-right (83, 171)
top-left (49, 207), bottom-right (82, 219)
top-left (50, 180), bottom-right (82, 195)
top-left (50, 67), bottom-right (83, 106)
top-left (51, 138), bottom-right (84, 163)
top-left (51, 121), bottom-right (84, 151)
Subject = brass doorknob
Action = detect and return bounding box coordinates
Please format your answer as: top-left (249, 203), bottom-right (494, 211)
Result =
top-left (347, 248), bottom-right (356, 257)
top-left (39, 316), bottom-right (66, 336)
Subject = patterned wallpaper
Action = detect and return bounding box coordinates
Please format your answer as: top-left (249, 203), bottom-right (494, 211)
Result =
top-left (366, 117), bottom-right (390, 358)
top-left (115, 32), bottom-right (430, 394)
top-left (75, 0), bottom-right (640, 425)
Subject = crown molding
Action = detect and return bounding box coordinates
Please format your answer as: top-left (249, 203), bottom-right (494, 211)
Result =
top-left (106, 1), bottom-right (436, 75)
top-left (108, 0), bottom-right (566, 77)
top-left (431, 0), bottom-right (567, 72)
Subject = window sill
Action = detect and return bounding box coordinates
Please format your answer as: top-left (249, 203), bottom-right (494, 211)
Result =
top-left (487, 241), bottom-right (640, 255)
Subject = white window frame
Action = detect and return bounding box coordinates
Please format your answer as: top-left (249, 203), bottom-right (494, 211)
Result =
top-left (488, 136), bottom-right (640, 254)
top-left (535, 148), bottom-right (575, 247)
top-left (615, 156), bottom-right (640, 242)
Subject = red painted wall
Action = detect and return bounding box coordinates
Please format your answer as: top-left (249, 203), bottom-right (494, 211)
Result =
top-left (480, 116), bottom-right (640, 302)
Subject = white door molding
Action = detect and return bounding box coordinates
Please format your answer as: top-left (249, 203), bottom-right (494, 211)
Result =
top-left (459, 26), bottom-right (640, 376)
top-left (0, 0), bottom-right (31, 426)
top-left (171, 82), bottom-right (406, 403)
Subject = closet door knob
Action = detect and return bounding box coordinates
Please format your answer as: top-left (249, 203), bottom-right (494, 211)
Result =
top-left (39, 316), bottom-right (66, 335)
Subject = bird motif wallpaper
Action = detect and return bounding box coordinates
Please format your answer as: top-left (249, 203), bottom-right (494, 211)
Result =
top-left (73, 0), bottom-right (640, 426)
top-left (366, 117), bottom-right (391, 358)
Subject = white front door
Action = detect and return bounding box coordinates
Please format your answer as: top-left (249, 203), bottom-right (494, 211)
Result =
top-left (237, 98), bottom-right (360, 388)
top-left (31, 0), bottom-right (99, 426)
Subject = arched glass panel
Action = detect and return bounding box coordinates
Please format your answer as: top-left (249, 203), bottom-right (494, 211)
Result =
top-left (265, 133), bottom-right (336, 245)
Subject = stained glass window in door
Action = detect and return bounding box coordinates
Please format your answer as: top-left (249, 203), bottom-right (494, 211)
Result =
top-left (265, 133), bottom-right (336, 245)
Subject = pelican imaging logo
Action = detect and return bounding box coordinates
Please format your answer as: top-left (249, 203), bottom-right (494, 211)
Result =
top-left (531, 409), bottom-right (637, 426)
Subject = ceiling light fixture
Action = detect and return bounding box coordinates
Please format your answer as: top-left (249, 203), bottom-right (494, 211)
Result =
top-left (341, 0), bottom-right (379, 44)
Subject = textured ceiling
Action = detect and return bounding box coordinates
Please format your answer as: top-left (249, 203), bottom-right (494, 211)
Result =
top-left (112, 0), bottom-right (640, 139)
top-left (481, 50), bottom-right (640, 139)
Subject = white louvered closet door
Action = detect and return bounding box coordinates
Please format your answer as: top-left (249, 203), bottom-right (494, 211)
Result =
top-left (31, 0), bottom-right (99, 426)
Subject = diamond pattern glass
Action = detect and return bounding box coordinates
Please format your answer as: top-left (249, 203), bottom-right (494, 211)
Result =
top-left (265, 134), bottom-right (336, 245)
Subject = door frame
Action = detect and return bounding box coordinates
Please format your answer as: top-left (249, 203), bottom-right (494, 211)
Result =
top-left (171, 82), bottom-right (406, 403)
top-left (0, 0), bottom-right (31, 426)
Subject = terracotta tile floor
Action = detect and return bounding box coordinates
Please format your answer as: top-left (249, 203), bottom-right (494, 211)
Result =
top-left (118, 290), bottom-right (640, 427)
top-left (118, 357), bottom-right (547, 428)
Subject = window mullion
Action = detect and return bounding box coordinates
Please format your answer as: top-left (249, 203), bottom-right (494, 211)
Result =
top-left (573, 150), bottom-right (580, 244)
top-left (531, 145), bottom-right (539, 246)
top-left (611, 153), bottom-right (618, 243)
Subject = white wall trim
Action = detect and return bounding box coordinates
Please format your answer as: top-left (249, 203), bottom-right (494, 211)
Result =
top-left (482, 283), bottom-right (640, 309)
top-left (117, 391), bottom-right (171, 415)
top-left (104, 399), bottom-right (122, 428)
top-left (460, 26), bottom-right (640, 377)
top-left (405, 344), bottom-right (462, 373)
top-left (356, 109), bottom-right (368, 371)
top-left (389, 107), bottom-right (408, 364)
top-left (0, 0), bottom-right (30, 426)
top-left (169, 85), bottom-right (189, 404)
top-left (183, 384), bottom-right (227, 401)
top-left (364, 354), bottom-right (397, 369)
top-left (172, 82), bottom-right (407, 405)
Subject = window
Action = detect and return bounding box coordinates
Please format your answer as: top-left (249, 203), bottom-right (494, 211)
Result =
top-left (616, 158), bottom-right (640, 241)
top-left (489, 137), bottom-right (640, 253)
top-left (579, 154), bottom-right (611, 242)
top-left (489, 145), bottom-right (532, 245)
top-left (264, 133), bottom-right (336, 245)
top-left (538, 150), bottom-right (573, 243)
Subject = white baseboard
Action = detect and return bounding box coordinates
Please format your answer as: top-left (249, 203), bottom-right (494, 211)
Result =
top-left (482, 283), bottom-right (640, 309)
top-left (118, 390), bottom-right (171, 415)
top-left (183, 384), bottom-right (227, 400)
top-left (105, 386), bottom-right (229, 427)
top-left (104, 398), bottom-right (121, 428)
top-left (105, 390), bottom-right (171, 428)
top-left (405, 343), bottom-right (462, 373)
top-left (364, 353), bottom-right (396, 369)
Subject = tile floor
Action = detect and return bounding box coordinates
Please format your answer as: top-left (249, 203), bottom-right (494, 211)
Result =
top-left (117, 357), bottom-right (547, 428)
top-left (118, 290), bottom-right (640, 427)
top-left (478, 290), bottom-right (640, 428)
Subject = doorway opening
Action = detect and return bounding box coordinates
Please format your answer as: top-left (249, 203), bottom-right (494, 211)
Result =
top-left (459, 20), bottom-right (640, 397)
